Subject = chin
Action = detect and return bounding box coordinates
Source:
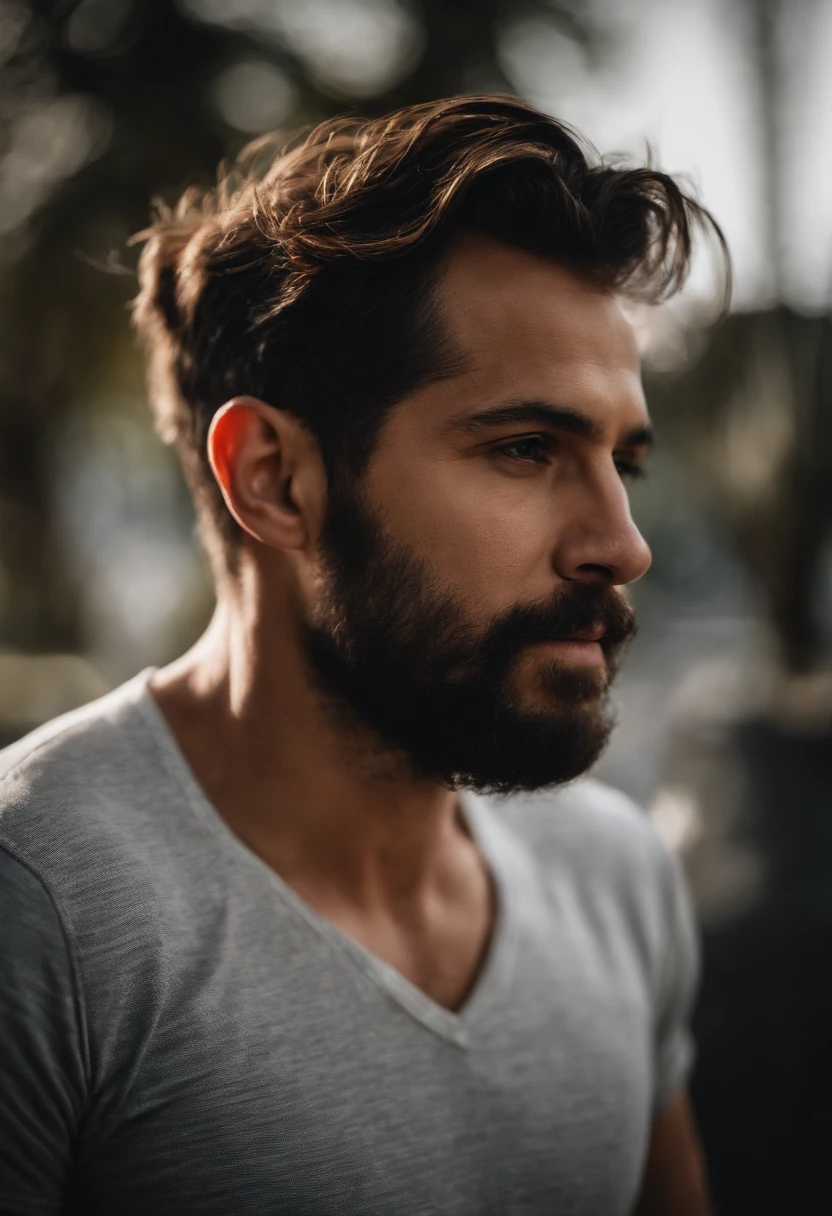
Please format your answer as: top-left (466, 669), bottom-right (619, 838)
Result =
top-left (441, 687), bottom-right (617, 797)
top-left (448, 723), bottom-right (613, 796)
top-left (515, 657), bottom-right (610, 710)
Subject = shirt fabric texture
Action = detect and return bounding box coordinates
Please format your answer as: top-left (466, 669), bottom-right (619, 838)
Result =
top-left (0, 669), bottom-right (698, 1215)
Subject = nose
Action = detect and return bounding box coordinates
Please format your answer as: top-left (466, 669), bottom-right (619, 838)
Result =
top-left (551, 467), bottom-right (652, 587)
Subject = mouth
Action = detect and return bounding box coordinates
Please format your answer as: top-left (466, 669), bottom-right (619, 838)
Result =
top-left (550, 625), bottom-right (607, 644)
top-left (531, 629), bottom-right (607, 667)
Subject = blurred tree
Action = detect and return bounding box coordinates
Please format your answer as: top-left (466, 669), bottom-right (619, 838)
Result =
top-left (0, 0), bottom-right (598, 660)
top-left (647, 305), bottom-right (832, 675)
top-left (644, 5), bottom-right (832, 1210)
top-left (647, 0), bottom-right (832, 679)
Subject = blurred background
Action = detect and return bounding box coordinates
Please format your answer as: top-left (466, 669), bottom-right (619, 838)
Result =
top-left (1, 0), bottom-right (831, 1209)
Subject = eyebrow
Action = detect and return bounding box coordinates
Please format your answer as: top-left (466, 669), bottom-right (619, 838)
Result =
top-left (443, 400), bottom-right (654, 449)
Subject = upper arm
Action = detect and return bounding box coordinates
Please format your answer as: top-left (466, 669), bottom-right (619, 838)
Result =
top-left (632, 1089), bottom-right (713, 1216)
top-left (0, 845), bottom-right (87, 1213)
top-left (636, 828), bottom-right (711, 1211)
top-left (651, 838), bottom-right (701, 1112)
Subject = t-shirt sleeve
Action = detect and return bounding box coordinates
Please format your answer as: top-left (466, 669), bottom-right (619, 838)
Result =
top-left (651, 842), bottom-right (701, 1113)
top-left (0, 845), bottom-right (88, 1214)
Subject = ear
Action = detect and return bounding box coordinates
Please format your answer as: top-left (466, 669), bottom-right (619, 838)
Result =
top-left (207, 396), bottom-right (326, 552)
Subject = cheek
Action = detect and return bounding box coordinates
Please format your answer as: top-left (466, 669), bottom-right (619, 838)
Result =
top-left (370, 453), bottom-right (558, 610)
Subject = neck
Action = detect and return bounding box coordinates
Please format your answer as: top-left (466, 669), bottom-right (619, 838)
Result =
top-left (149, 589), bottom-right (466, 911)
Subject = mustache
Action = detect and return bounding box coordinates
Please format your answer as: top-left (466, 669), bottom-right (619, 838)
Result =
top-left (481, 583), bottom-right (636, 660)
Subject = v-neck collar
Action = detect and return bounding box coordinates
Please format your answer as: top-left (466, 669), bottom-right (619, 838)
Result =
top-left (132, 668), bottom-right (519, 1048)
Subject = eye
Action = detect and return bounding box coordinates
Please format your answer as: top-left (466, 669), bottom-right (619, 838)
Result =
top-left (614, 458), bottom-right (647, 482)
top-left (494, 435), bottom-right (551, 465)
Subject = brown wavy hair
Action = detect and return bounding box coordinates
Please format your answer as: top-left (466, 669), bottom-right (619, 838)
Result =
top-left (131, 95), bottom-right (728, 572)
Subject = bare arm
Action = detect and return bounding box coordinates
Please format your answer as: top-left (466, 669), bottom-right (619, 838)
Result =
top-left (632, 1089), bottom-right (714, 1216)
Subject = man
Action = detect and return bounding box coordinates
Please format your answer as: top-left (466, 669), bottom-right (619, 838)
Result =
top-left (0, 97), bottom-right (724, 1214)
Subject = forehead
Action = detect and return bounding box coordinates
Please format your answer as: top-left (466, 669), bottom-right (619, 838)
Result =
top-left (424, 235), bottom-right (646, 431)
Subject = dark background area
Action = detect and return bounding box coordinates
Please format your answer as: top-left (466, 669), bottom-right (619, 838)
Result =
top-left (1, 1), bottom-right (831, 1210)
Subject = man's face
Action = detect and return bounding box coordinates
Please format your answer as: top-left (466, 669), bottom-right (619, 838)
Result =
top-left (302, 237), bottom-right (652, 794)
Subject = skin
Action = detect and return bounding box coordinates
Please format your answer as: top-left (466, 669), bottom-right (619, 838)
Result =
top-left (632, 1092), bottom-right (713, 1216)
top-left (151, 235), bottom-right (712, 1214)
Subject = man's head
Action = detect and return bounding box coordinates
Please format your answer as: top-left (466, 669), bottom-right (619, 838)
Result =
top-left (132, 96), bottom-right (725, 794)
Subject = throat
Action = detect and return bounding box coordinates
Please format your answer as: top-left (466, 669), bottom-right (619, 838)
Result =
top-left (249, 802), bottom-right (498, 1014)
top-left (309, 853), bottom-right (497, 1013)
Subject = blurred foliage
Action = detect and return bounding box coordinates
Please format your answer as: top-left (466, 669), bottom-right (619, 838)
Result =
top-left (0, 0), bottom-right (603, 661)
top-left (648, 306), bottom-right (832, 675)
top-left (2, 0), bottom-right (830, 689)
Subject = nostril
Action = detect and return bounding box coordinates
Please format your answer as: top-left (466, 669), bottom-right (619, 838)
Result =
top-left (574, 564), bottom-right (615, 584)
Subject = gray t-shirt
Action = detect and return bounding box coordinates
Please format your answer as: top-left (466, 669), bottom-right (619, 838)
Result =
top-left (0, 670), bottom-right (698, 1216)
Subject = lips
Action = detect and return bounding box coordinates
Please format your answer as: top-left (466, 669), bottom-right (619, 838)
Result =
top-left (548, 625), bottom-right (607, 643)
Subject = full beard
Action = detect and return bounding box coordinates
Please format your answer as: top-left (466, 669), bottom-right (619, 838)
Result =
top-left (298, 481), bottom-right (635, 796)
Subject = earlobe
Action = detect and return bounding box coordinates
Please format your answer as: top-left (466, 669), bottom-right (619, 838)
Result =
top-left (207, 396), bottom-right (310, 551)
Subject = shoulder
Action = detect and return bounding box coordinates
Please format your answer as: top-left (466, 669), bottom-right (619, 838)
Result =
top-left (0, 670), bottom-right (153, 783)
top-left (484, 778), bottom-right (689, 965)
top-left (0, 671), bottom-right (158, 830)
top-left (0, 672), bottom-right (203, 1068)
top-left (487, 781), bottom-right (701, 1111)
top-left (0, 671), bottom-right (175, 917)
top-left (492, 775), bottom-right (669, 883)
top-left (0, 679), bottom-right (172, 1127)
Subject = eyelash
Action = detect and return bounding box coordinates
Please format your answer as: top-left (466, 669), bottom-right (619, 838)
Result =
top-left (494, 435), bottom-right (647, 481)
